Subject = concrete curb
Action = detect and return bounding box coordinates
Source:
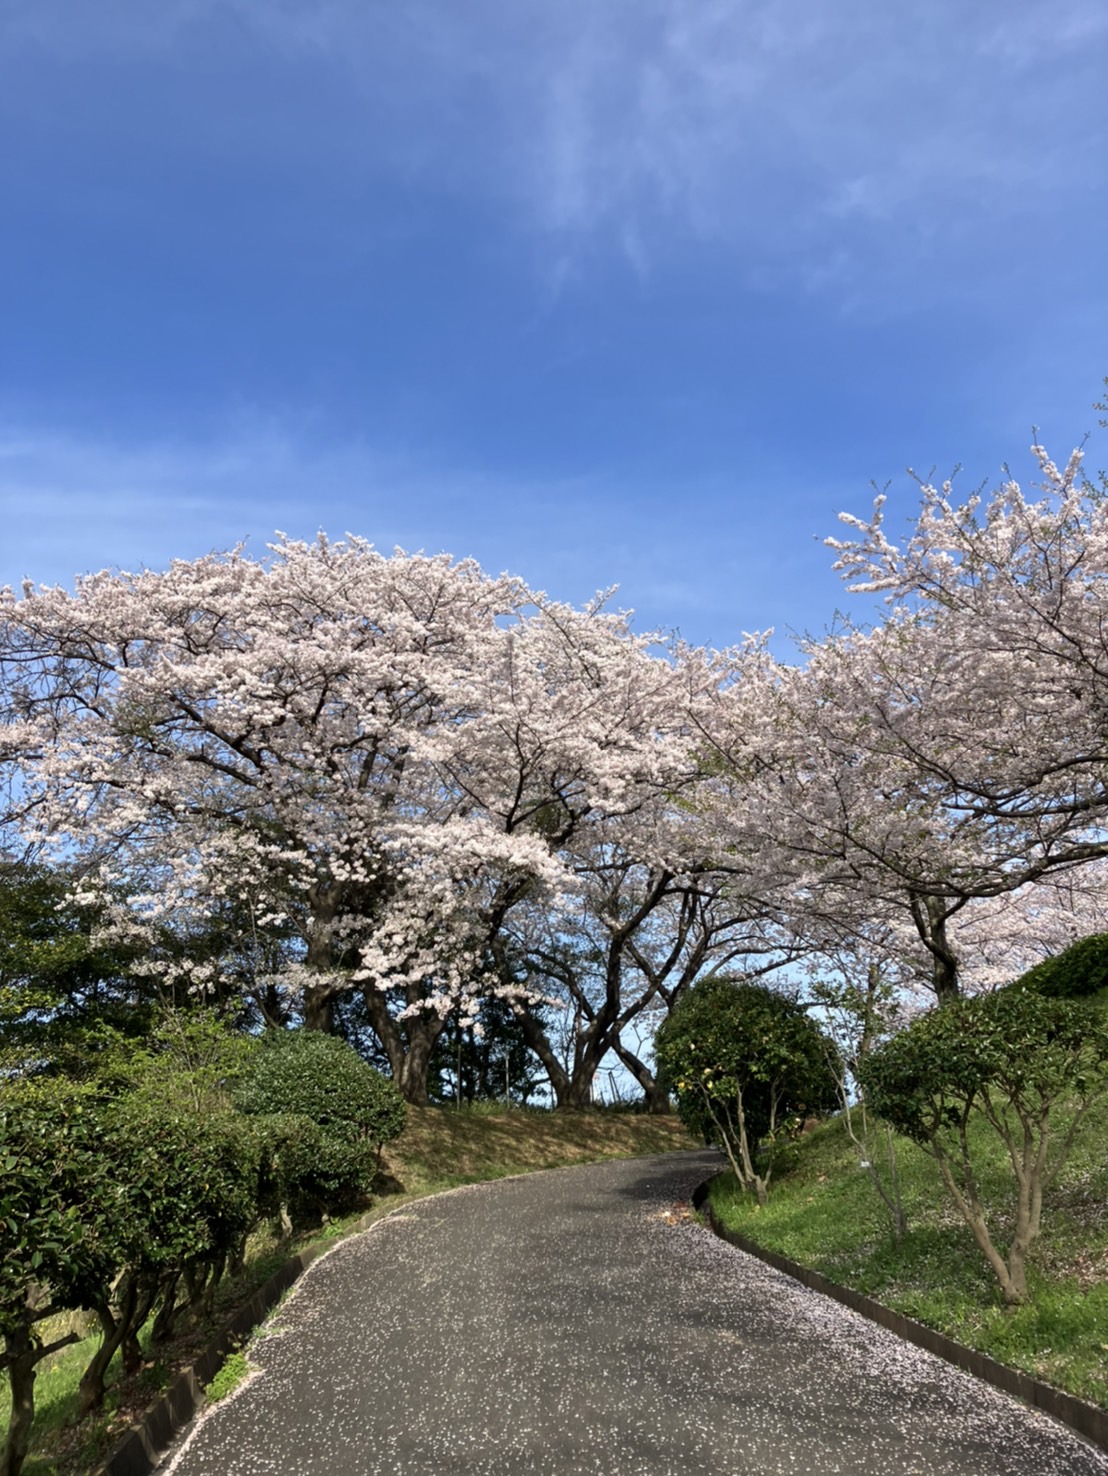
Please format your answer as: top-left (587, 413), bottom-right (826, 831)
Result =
top-left (92, 1211), bottom-right (377, 1476)
top-left (692, 1175), bottom-right (1108, 1457)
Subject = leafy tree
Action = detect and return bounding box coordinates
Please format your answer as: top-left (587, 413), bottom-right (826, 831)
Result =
top-left (0, 860), bottom-right (147, 1079)
top-left (858, 989), bottom-right (1108, 1305)
top-left (655, 976), bottom-right (838, 1204)
top-left (432, 995), bottom-right (548, 1106)
top-left (1, 1010), bottom-right (269, 1450)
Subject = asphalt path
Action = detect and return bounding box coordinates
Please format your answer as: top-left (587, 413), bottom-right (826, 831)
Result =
top-left (163, 1150), bottom-right (1108, 1476)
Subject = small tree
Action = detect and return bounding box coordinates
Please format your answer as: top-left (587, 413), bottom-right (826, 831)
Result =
top-left (0, 1083), bottom-right (111, 1476)
top-left (858, 989), bottom-right (1108, 1305)
top-left (808, 963), bottom-right (908, 1243)
top-left (655, 977), bottom-right (838, 1205)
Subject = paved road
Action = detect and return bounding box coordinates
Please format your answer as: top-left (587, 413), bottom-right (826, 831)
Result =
top-left (163, 1151), bottom-right (1108, 1476)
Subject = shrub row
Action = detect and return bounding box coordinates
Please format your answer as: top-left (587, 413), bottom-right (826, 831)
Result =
top-left (0, 1024), bottom-right (406, 1476)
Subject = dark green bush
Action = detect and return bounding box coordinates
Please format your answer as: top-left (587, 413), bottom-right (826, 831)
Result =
top-left (0, 1080), bottom-right (118, 1476)
top-left (858, 989), bottom-right (1108, 1304)
top-left (70, 1094), bottom-right (262, 1414)
top-left (252, 1111), bottom-right (378, 1226)
top-left (655, 976), bottom-right (839, 1203)
top-left (234, 1029), bottom-right (407, 1150)
top-left (1011, 932), bottom-right (1108, 1000)
top-left (98, 1094), bottom-right (261, 1276)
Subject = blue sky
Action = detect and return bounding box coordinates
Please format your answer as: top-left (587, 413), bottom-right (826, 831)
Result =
top-left (2, 0), bottom-right (1106, 653)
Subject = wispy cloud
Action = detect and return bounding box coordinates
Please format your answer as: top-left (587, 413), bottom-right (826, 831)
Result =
top-left (4, 0), bottom-right (1104, 295)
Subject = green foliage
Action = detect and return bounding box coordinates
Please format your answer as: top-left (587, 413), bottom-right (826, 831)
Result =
top-left (858, 989), bottom-right (1108, 1303)
top-left (0, 1081), bottom-right (114, 1339)
top-left (203, 1349), bottom-right (250, 1403)
top-left (234, 1029), bottom-right (407, 1150)
top-left (429, 996), bottom-right (550, 1106)
top-left (656, 977), bottom-right (838, 1140)
top-left (1011, 932), bottom-right (1108, 1000)
top-left (655, 976), bottom-right (838, 1199)
top-left (111, 1008), bottom-right (261, 1112)
top-left (250, 1112), bottom-right (378, 1225)
top-left (858, 990), bottom-right (1108, 1147)
top-left (94, 1095), bottom-right (261, 1277)
top-left (0, 861), bottom-right (148, 1080)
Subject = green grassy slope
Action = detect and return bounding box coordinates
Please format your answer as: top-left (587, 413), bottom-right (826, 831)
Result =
top-left (708, 1098), bottom-right (1108, 1407)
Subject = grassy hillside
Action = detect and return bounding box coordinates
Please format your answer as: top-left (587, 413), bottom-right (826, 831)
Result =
top-left (2, 1105), bottom-right (695, 1476)
top-left (383, 1102), bottom-right (695, 1192)
top-left (707, 1096), bottom-right (1108, 1408)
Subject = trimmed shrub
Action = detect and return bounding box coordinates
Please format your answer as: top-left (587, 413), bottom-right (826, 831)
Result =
top-left (251, 1111), bottom-right (378, 1226)
top-left (858, 989), bottom-right (1108, 1304)
top-left (1011, 932), bottom-right (1108, 1000)
top-left (234, 1029), bottom-right (407, 1150)
top-left (655, 976), bottom-right (839, 1204)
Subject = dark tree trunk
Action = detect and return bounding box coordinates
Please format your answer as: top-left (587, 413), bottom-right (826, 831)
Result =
top-left (303, 985), bottom-right (336, 1033)
top-left (77, 1278), bottom-right (153, 1418)
top-left (2, 1325), bottom-right (36, 1476)
top-left (516, 1010), bottom-right (574, 1107)
top-left (911, 894), bottom-right (962, 1005)
top-left (397, 1020), bottom-right (445, 1106)
top-left (612, 1041), bottom-right (671, 1113)
top-left (557, 1074), bottom-right (596, 1110)
top-left (150, 1274), bottom-right (181, 1344)
top-left (358, 986), bottom-right (445, 1105)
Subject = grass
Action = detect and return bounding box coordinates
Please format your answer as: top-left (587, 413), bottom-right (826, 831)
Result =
top-left (203, 1350), bottom-right (250, 1403)
top-left (707, 1095), bottom-right (1108, 1408)
top-left (1, 1104), bottom-right (694, 1475)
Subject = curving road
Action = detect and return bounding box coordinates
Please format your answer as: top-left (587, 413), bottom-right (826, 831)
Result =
top-left (163, 1150), bottom-right (1108, 1476)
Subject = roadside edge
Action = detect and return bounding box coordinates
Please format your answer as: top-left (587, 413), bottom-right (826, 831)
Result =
top-left (692, 1175), bottom-right (1108, 1457)
top-left (94, 1147), bottom-right (704, 1476)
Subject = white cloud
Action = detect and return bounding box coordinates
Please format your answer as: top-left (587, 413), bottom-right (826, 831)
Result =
top-left (3, 0), bottom-right (1104, 296)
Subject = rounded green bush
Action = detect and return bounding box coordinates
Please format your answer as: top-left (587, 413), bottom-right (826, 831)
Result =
top-left (857, 988), bottom-right (1108, 1145)
top-left (1011, 933), bottom-right (1108, 1001)
top-left (234, 1029), bottom-right (407, 1149)
top-left (96, 1094), bottom-right (262, 1272)
top-left (251, 1111), bottom-right (378, 1224)
top-left (655, 976), bottom-right (839, 1149)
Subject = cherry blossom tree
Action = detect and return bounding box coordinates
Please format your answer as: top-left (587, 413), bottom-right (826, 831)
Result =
top-left (503, 849), bottom-right (788, 1110)
top-left (699, 603), bottom-right (1108, 1003)
top-left (826, 423), bottom-right (1108, 869)
top-left (0, 537), bottom-right (711, 1101)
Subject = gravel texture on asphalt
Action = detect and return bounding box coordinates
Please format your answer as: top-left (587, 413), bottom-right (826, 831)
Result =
top-left (161, 1150), bottom-right (1108, 1475)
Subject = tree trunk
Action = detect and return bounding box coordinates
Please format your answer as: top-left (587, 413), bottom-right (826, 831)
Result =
top-left (150, 1274), bottom-right (181, 1344)
top-left (303, 985), bottom-right (336, 1033)
top-left (557, 1073), bottom-right (595, 1110)
top-left (357, 987), bottom-right (446, 1104)
top-left (78, 1280), bottom-right (143, 1418)
top-left (397, 1022), bottom-right (440, 1106)
top-left (515, 1009), bottom-right (573, 1107)
top-left (911, 894), bottom-right (962, 1004)
top-left (1, 1326), bottom-right (36, 1476)
top-left (612, 1041), bottom-right (670, 1113)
